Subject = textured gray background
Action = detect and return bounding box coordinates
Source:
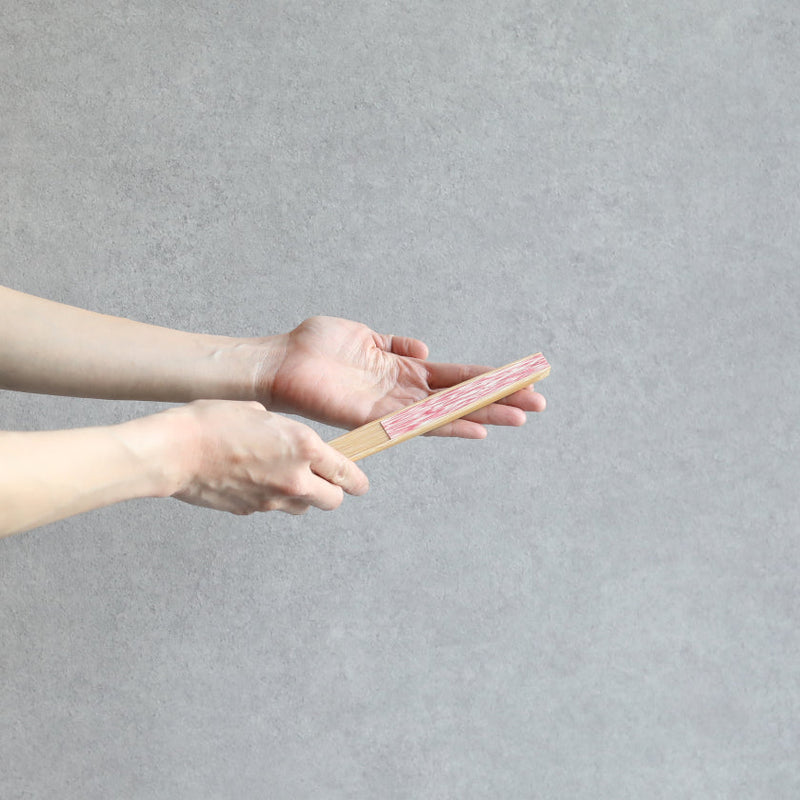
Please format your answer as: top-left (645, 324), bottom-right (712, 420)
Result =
top-left (1, 1), bottom-right (798, 798)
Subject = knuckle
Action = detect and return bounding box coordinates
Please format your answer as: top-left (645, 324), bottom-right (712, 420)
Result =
top-left (332, 459), bottom-right (349, 486)
top-left (296, 433), bottom-right (319, 460)
top-left (281, 475), bottom-right (307, 498)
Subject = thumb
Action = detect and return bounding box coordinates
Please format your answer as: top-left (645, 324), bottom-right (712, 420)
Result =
top-left (379, 334), bottom-right (429, 360)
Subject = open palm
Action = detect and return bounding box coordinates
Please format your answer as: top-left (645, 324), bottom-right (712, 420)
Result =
top-left (263, 317), bottom-right (545, 438)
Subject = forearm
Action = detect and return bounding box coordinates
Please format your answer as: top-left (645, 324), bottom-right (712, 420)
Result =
top-left (0, 414), bottom-right (182, 537)
top-left (0, 286), bottom-right (285, 404)
top-left (0, 400), bottom-right (370, 536)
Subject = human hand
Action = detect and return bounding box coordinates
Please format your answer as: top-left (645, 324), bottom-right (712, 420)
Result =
top-left (163, 400), bottom-right (369, 515)
top-left (260, 317), bottom-right (546, 438)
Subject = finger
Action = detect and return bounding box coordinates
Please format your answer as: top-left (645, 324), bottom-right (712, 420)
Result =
top-left (429, 392), bottom-right (544, 430)
top-left (459, 403), bottom-right (528, 427)
top-left (303, 474), bottom-right (346, 511)
top-left (425, 419), bottom-right (488, 439)
top-left (379, 333), bottom-right (429, 360)
top-left (309, 443), bottom-right (370, 497)
top-left (496, 387), bottom-right (547, 412)
top-left (279, 498), bottom-right (311, 516)
top-left (424, 361), bottom-right (493, 390)
top-left (424, 363), bottom-right (547, 409)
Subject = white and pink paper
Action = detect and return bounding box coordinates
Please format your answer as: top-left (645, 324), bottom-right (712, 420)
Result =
top-left (380, 353), bottom-right (550, 440)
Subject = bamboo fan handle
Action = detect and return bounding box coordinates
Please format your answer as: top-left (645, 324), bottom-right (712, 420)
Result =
top-left (328, 353), bottom-right (550, 461)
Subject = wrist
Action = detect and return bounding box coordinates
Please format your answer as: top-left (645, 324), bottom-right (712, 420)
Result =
top-left (114, 410), bottom-right (197, 499)
top-left (235, 332), bottom-right (289, 408)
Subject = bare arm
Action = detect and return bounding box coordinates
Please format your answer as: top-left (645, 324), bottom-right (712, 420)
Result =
top-left (0, 286), bottom-right (544, 434)
top-left (0, 285), bottom-right (281, 404)
top-left (0, 400), bottom-right (369, 538)
top-left (0, 415), bottom-right (171, 536)
top-left (0, 286), bottom-right (538, 535)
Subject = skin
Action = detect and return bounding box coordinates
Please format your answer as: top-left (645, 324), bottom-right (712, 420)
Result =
top-left (263, 316), bottom-right (545, 438)
top-left (0, 286), bottom-right (545, 537)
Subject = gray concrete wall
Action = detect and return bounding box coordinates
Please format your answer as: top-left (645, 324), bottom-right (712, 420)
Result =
top-left (1, 2), bottom-right (798, 797)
